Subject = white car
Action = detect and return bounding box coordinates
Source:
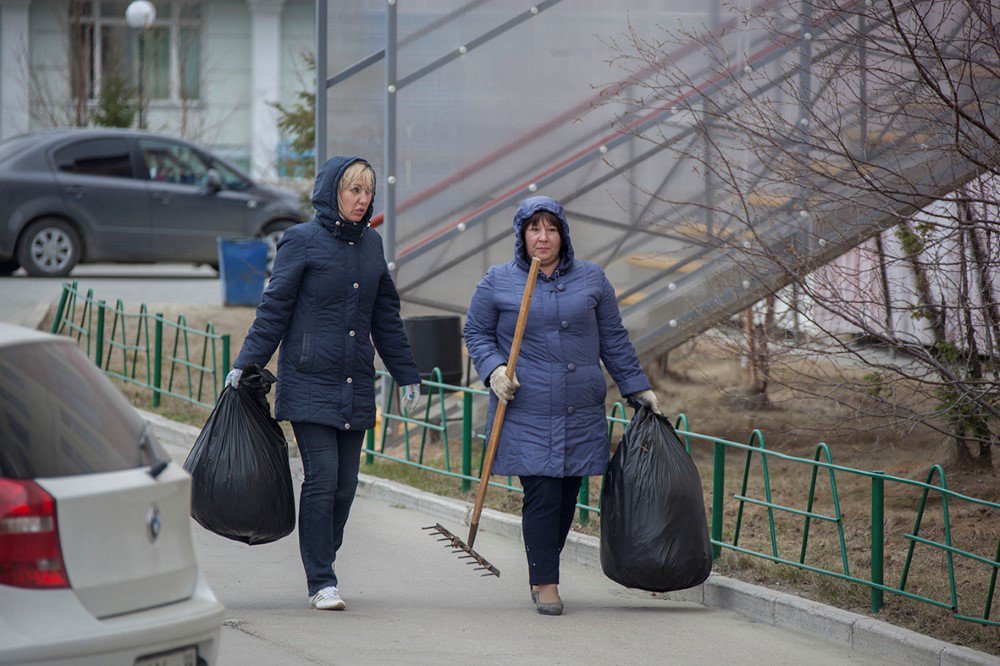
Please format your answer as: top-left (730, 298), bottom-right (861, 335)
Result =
top-left (0, 323), bottom-right (224, 665)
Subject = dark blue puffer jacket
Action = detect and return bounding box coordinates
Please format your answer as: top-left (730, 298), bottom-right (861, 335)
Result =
top-left (464, 196), bottom-right (651, 477)
top-left (234, 156), bottom-right (420, 430)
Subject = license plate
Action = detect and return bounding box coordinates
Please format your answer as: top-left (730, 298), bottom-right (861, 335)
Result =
top-left (135, 646), bottom-right (198, 666)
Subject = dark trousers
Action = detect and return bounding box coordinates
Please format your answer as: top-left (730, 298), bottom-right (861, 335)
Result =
top-left (519, 475), bottom-right (583, 585)
top-left (291, 422), bottom-right (365, 596)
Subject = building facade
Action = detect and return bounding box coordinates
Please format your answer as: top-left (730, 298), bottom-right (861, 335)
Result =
top-left (0, 0), bottom-right (315, 177)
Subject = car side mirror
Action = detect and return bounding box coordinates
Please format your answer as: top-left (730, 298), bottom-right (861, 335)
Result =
top-left (205, 169), bottom-right (223, 194)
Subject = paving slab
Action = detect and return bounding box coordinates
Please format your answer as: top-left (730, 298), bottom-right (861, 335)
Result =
top-left (147, 412), bottom-right (996, 665)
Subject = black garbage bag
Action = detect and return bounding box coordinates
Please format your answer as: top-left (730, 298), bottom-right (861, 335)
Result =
top-left (600, 405), bottom-right (712, 592)
top-left (183, 364), bottom-right (295, 545)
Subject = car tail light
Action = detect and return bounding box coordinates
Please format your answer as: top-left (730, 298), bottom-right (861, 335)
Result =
top-left (0, 479), bottom-right (69, 588)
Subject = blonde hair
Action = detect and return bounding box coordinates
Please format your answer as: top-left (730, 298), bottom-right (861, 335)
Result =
top-left (339, 161), bottom-right (375, 193)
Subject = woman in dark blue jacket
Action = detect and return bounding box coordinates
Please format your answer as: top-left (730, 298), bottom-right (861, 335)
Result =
top-left (465, 195), bottom-right (661, 615)
top-left (227, 156), bottom-right (421, 611)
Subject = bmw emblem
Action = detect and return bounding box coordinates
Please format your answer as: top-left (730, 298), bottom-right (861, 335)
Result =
top-left (146, 506), bottom-right (162, 542)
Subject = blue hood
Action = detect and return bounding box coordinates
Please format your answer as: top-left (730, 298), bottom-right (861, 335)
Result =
top-left (311, 156), bottom-right (376, 241)
top-left (512, 196), bottom-right (575, 276)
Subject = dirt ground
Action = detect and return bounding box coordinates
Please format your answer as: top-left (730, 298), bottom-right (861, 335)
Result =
top-left (51, 303), bottom-right (999, 655)
top-left (647, 339), bottom-right (999, 655)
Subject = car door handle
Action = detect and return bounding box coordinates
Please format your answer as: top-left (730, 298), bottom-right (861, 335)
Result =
top-left (65, 185), bottom-right (84, 199)
top-left (152, 192), bottom-right (172, 205)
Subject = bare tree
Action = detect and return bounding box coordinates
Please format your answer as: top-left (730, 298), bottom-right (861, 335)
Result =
top-left (24, 1), bottom-right (91, 128)
top-left (159, 12), bottom-right (244, 151)
top-left (606, 0), bottom-right (999, 468)
top-left (68, 0), bottom-right (89, 126)
top-left (269, 49), bottom-right (316, 180)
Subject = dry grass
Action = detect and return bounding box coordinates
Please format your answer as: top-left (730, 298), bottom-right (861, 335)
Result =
top-left (45, 304), bottom-right (999, 654)
top-left (648, 342), bottom-right (999, 654)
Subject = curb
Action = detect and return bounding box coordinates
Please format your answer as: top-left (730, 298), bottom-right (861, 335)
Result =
top-left (140, 410), bottom-right (998, 666)
top-left (23, 299), bottom-right (53, 331)
top-left (143, 409), bottom-right (202, 446)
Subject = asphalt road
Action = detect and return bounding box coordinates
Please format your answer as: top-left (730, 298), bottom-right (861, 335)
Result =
top-left (151, 427), bottom-right (895, 665)
top-left (0, 264), bottom-right (221, 327)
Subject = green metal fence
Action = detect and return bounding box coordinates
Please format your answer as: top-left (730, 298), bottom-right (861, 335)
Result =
top-left (47, 281), bottom-right (998, 627)
top-left (368, 370), bottom-right (999, 628)
top-left (50, 282), bottom-right (230, 409)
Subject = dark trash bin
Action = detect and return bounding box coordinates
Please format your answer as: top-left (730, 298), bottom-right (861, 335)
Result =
top-left (217, 238), bottom-right (268, 307)
top-left (403, 315), bottom-right (463, 393)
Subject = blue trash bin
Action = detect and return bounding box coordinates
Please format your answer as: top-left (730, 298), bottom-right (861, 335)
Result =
top-left (217, 238), bottom-right (268, 307)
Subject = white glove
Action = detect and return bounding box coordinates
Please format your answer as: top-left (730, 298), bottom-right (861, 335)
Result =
top-left (489, 365), bottom-right (520, 403)
top-left (225, 368), bottom-right (243, 388)
top-left (400, 383), bottom-right (421, 413)
top-left (630, 389), bottom-right (662, 415)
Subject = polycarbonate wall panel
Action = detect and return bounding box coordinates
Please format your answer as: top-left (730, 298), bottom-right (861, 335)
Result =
top-left (322, 1), bottom-right (793, 313)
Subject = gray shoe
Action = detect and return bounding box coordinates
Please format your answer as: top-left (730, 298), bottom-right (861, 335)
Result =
top-left (530, 587), bottom-right (538, 604)
top-left (535, 599), bottom-right (564, 616)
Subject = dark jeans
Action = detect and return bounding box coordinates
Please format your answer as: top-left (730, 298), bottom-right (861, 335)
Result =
top-left (519, 475), bottom-right (583, 586)
top-left (291, 422), bottom-right (365, 596)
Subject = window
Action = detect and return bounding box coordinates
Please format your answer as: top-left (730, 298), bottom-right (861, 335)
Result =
top-left (0, 340), bottom-right (162, 479)
top-left (54, 138), bottom-right (135, 178)
top-left (70, 1), bottom-right (202, 103)
top-left (208, 158), bottom-right (250, 191)
top-left (139, 139), bottom-right (208, 186)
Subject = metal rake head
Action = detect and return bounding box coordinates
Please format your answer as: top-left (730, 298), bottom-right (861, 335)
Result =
top-left (423, 524), bottom-right (500, 577)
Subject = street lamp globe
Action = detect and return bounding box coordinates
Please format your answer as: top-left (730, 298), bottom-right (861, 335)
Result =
top-left (125, 0), bottom-right (156, 29)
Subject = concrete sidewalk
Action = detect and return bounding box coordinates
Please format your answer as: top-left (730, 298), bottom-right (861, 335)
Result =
top-left (145, 410), bottom-right (997, 666)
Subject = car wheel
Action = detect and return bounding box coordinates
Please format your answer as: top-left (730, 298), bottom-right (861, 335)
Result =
top-left (17, 218), bottom-right (81, 278)
top-left (259, 221), bottom-right (294, 274)
top-left (0, 257), bottom-right (19, 276)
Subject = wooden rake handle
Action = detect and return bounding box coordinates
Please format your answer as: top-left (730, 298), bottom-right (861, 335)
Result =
top-left (467, 256), bottom-right (541, 549)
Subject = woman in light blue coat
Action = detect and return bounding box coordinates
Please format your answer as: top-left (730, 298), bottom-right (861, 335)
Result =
top-left (464, 195), bottom-right (660, 615)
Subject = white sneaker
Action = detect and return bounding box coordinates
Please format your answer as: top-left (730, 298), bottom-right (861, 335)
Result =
top-left (310, 586), bottom-right (346, 610)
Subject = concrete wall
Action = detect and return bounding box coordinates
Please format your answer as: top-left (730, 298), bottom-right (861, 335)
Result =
top-left (28, 1), bottom-right (74, 130)
top-left (192, 0), bottom-right (252, 166)
top-left (279, 0), bottom-right (312, 131)
top-left (0, 8), bottom-right (4, 121)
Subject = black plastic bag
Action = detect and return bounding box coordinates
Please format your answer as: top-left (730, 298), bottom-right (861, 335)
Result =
top-left (183, 364), bottom-right (295, 545)
top-left (600, 405), bottom-right (712, 591)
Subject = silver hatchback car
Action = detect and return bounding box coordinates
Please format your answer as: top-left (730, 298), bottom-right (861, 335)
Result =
top-left (0, 323), bottom-right (224, 665)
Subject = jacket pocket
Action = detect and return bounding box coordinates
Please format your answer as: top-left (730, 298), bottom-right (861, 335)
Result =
top-left (295, 333), bottom-right (313, 372)
top-left (589, 367), bottom-right (607, 405)
top-left (294, 332), bottom-right (341, 376)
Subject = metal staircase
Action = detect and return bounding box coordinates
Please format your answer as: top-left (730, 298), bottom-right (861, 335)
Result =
top-left (317, 1), bottom-right (999, 360)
